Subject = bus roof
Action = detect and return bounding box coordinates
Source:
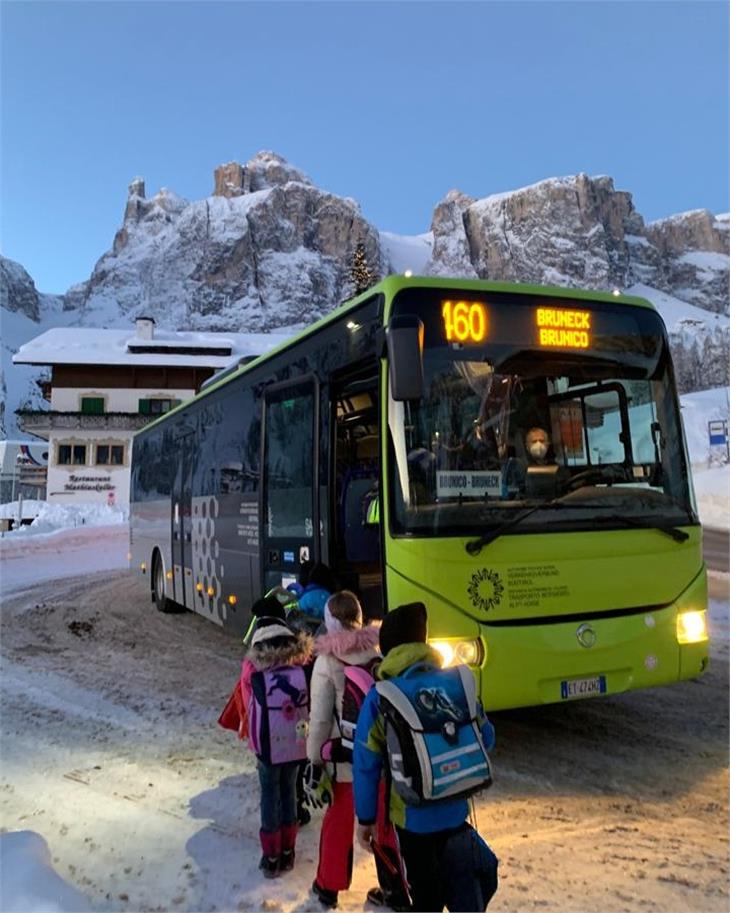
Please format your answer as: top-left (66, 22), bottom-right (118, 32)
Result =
top-left (136, 276), bottom-right (655, 437)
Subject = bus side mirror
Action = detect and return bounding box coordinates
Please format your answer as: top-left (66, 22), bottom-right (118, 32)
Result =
top-left (386, 315), bottom-right (424, 401)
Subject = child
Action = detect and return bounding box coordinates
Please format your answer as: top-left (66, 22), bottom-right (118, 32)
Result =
top-left (306, 591), bottom-right (408, 909)
top-left (354, 602), bottom-right (498, 912)
top-left (241, 617), bottom-right (313, 878)
top-left (298, 562), bottom-right (338, 620)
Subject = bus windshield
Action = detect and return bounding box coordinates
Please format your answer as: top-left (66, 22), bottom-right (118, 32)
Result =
top-left (388, 287), bottom-right (695, 537)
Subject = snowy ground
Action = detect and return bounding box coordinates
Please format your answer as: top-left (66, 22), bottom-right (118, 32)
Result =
top-left (1, 535), bottom-right (728, 912)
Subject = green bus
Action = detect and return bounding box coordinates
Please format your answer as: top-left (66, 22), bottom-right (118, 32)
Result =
top-left (129, 276), bottom-right (709, 710)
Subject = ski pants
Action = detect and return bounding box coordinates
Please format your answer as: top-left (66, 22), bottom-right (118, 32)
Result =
top-left (316, 781), bottom-right (402, 894)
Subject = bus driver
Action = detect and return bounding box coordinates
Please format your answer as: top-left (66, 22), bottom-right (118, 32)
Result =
top-left (524, 427), bottom-right (553, 466)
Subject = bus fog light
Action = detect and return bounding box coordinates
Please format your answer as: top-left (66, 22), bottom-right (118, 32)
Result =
top-left (430, 639), bottom-right (482, 667)
top-left (677, 610), bottom-right (708, 644)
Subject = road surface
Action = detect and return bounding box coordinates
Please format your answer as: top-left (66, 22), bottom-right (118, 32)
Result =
top-left (0, 570), bottom-right (727, 912)
top-left (704, 526), bottom-right (729, 573)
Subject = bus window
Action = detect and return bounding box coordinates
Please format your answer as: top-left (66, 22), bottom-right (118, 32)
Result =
top-left (388, 288), bottom-right (694, 536)
top-left (264, 384), bottom-right (315, 540)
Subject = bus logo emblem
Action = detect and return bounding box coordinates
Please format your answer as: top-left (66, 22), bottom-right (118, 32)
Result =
top-left (467, 568), bottom-right (504, 613)
top-left (576, 623), bottom-right (597, 648)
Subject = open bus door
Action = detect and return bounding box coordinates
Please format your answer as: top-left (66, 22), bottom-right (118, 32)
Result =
top-left (332, 372), bottom-right (384, 619)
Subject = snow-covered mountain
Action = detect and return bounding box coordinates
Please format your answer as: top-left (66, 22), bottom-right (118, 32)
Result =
top-left (63, 152), bottom-right (385, 333)
top-left (2, 151), bottom-right (728, 436)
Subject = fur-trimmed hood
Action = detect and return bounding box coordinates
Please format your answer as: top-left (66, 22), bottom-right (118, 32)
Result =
top-left (246, 629), bottom-right (313, 671)
top-left (315, 624), bottom-right (380, 663)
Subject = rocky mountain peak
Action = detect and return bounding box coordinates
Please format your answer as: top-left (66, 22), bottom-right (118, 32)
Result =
top-left (0, 256), bottom-right (40, 321)
top-left (425, 173), bottom-right (728, 315)
top-left (428, 173), bottom-right (648, 289)
top-left (646, 209), bottom-right (729, 257)
top-left (213, 151), bottom-right (313, 198)
top-left (69, 152), bottom-right (381, 331)
top-left (128, 176), bottom-right (145, 199)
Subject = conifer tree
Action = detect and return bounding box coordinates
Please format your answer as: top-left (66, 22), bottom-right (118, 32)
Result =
top-left (350, 241), bottom-right (376, 294)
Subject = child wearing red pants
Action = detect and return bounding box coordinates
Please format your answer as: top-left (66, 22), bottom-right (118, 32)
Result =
top-left (305, 591), bottom-right (408, 909)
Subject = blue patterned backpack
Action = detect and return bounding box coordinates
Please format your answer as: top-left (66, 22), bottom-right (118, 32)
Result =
top-left (375, 663), bottom-right (492, 804)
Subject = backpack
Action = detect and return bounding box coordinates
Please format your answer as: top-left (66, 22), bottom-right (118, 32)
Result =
top-left (375, 663), bottom-right (492, 805)
top-left (321, 657), bottom-right (379, 765)
top-left (247, 664), bottom-right (310, 765)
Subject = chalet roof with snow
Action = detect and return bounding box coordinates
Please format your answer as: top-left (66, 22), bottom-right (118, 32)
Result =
top-left (12, 327), bottom-right (285, 369)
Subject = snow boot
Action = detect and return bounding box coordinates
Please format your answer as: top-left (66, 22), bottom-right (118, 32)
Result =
top-left (312, 880), bottom-right (338, 908)
top-left (280, 822), bottom-right (297, 872)
top-left (259, 828), bottom-right (281, 879)
top-left (367, 886), bottom-right (412, 911)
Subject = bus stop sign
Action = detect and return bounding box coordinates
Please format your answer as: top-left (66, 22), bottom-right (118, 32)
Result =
top-left (708, 419), bottom-right (728, 447)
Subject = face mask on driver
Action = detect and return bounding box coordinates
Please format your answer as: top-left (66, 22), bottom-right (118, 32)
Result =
top-left (528, 442), bottom-right (548, 460)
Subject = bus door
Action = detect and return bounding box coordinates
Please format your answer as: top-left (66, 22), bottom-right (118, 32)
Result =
top-left (172, 427), bottom-right (194, 608)
top-left (332, 373), bottom-right (383, 618)
top-left (261, 379), bottom-right (318, 595)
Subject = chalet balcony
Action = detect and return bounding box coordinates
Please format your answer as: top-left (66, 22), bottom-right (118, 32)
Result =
top-left (16, 410), bottom-right (156, 435)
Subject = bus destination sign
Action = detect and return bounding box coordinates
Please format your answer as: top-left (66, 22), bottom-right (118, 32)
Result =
top-left (536, 307), bottom-right (591, 349)
top-left (440, 299), bottom-right (593, 350)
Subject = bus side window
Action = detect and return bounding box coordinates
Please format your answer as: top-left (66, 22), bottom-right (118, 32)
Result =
top-left (264, 385), bottom-right (315, 540)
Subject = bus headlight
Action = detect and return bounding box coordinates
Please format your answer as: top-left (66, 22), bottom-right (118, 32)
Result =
top-left (676, 610), bottom-right (708, 644)
top-left (429, 639), bottom-right (483, 667)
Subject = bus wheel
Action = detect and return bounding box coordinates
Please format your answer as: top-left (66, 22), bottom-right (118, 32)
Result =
top-left (153, 554), bottom-right (174, 614)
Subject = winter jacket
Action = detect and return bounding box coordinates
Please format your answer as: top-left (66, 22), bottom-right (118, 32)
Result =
top-left (307, 624), bottom-right (380, 783)
top-left (239, 627), bottom-right (314, 741)
top-left (298, 584), bottom-right (331, 619)
top-left (353, 642), bottom-right (495, 833)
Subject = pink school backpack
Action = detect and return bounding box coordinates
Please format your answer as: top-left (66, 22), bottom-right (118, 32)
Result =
top-left (248, 665), bottom-right (310, 765)
top-left (322, 657), bottom-right (379, 764)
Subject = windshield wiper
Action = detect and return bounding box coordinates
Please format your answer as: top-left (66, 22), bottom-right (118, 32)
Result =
top-left (465, 497), bottom-right (579, 555)
top-left (591, 513), bottom-right (689, 543)
top-left (465, 499), bottom-right (690, 555)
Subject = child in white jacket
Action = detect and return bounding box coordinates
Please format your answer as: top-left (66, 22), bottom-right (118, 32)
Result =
top-left (307, 591), bottom-right (405, 909)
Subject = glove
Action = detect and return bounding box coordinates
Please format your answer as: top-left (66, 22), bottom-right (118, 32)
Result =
top-left (303, 761), bottom-right (333, 809)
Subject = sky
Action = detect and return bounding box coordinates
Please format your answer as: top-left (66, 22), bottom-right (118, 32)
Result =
top-left (1, 0), bottom-right (728, 295)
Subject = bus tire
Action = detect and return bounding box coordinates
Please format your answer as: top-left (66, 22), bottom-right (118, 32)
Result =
top-left (153, 552), bottom-right (175, 614)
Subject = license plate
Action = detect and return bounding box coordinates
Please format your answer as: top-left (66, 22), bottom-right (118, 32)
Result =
top-left (560, 675), bottom-right (607, 700)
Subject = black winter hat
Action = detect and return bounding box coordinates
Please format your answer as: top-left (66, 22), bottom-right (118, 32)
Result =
top-left (251, 594), bottom-right (286, 621)
top-left (379, 602), bottom-right (428, 657)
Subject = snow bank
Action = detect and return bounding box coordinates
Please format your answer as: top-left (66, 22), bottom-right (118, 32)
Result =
top-left (692, 465), bottom-right (730, 530)
top-left (0, 831), bottom-right (92, 912)
top-left (0, 524), bottom-right (129, 594)
top-left (0, 499), bottom-right (45, 522)
top-left (1, 501), bottom-right (127, 537)
top-left (681, 386), bottom-right (730, 464)
top-left (678, 387), bottom-right (730, 530)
